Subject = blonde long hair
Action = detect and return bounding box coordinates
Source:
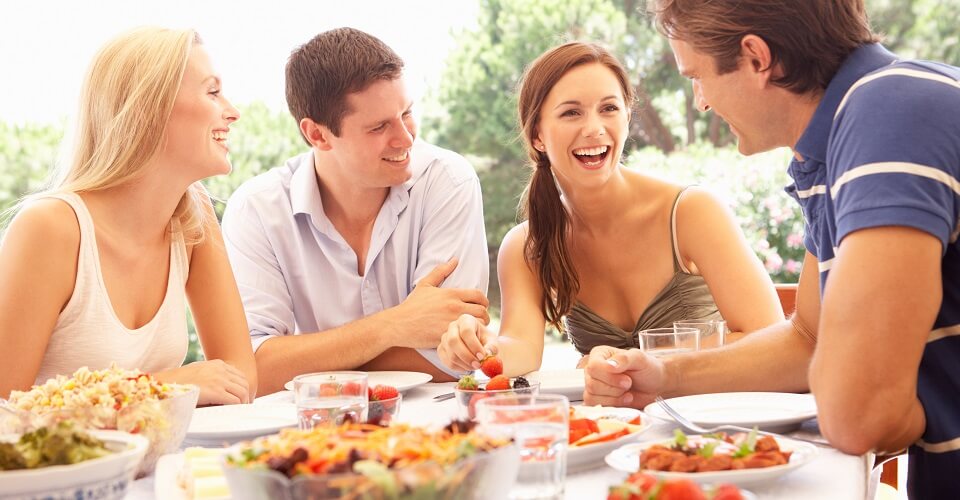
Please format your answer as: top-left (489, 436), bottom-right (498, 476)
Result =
top-left (24, 26), bottom-right (212, 242)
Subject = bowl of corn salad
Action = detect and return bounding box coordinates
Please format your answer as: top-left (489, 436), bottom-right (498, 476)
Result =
top-left (6, 365), bottom-right (198, 475)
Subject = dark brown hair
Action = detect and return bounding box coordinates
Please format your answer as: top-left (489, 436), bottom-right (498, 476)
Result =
top-left (649, 0), bottom-right (878, 94)
top-left (516, 42), bottom-right (635, 331)
top-left (285, 27), bottom-right (403, 144)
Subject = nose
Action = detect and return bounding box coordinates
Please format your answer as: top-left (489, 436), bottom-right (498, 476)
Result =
top-left (223, 97), bottom-right (240, 123)
top-left (390, 117), bottom-right (415, 149)
top-left (693, 81), bottom-right (711, 113)
top-left (581, 110), bottom-right (606, 138)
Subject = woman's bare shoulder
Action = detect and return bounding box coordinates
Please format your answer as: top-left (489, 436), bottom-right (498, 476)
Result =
top-left (6, 197), bottom-right (81, 251)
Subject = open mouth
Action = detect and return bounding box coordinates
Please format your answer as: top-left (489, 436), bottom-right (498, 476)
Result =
top-left (383, 150), bottom-right (409, 163)
top-left (213, 130), bottom-right (229, 150)
top-left (572, 145), bottom-right (610, 168)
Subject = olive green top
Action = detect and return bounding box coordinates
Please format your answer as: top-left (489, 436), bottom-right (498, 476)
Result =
top-left (564, 187), bottom-right (721, 355)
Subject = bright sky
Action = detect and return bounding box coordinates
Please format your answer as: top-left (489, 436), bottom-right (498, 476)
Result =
top-left (0, 0), bottom-right (478, 124)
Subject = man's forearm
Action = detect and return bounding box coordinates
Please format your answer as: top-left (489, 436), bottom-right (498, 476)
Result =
top-left (663, 318), bottom-right (815, 397)
top-left (254, 312), bottom-right (397, 394)
top-left (358, 347), bottom-right (456, 382)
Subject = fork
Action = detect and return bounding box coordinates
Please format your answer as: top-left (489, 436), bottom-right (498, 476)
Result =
top-left (654, 396), bottom-right (830, 447)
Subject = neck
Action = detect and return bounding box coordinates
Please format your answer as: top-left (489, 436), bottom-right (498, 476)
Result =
top-left (785, 90), bottom-right (824, 157)
top-left (313, 154), bottom-right (389, 231)
top-left (560, 166), bottom-right (633, 234)
top-left (79, 165), bottom-right (191, 242)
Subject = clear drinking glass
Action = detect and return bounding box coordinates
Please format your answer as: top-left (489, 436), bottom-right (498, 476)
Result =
top-left (475, 394), bottom-right (569, 500)
top-left (636, 326), bottom-right (700, 356)
top-left (292, 372), bottom-right (368, 429)
top-left (674, 319), bottom-right (728, 350)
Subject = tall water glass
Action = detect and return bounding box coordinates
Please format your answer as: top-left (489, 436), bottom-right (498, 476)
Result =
top-left (292, 372), bottom-right (368, 429)
top-left (475, 394), bottom-right (569, 500)
top-left (674, 319), bottom-right (728, 350)
top-left (636, 326), bottom-right (700, 357)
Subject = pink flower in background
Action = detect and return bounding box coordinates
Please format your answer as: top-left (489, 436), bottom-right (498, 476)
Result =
top-left (765, 252), bottom-right (783, 273)
top-left (787, 232), bottom-right (804, 248)
top-left (784, 259), bottom-right (801, 274)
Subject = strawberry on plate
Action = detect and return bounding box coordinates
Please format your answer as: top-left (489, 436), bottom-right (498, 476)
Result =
top-left (485, 375), bottom-right (511, 391)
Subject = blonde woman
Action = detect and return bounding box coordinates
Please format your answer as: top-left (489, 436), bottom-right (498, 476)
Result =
top-left (0, 27), bottom-right (257, 404)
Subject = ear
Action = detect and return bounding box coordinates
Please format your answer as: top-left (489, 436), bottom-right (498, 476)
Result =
top-left (740, 34), bottom-right (775, 85)
top-left (532, 133), bottom-right (546, 153)
top-left (299, 118), bottom-right (333, 151)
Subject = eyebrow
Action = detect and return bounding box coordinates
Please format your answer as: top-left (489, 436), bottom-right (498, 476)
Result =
top-left (553, 95), bottom-right (620, 110)
top-left (202, 75), bottom-right (222, 86)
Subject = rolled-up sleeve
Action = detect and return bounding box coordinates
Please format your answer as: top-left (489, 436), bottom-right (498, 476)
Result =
top-left (221, 190), bottom-right (296, 352)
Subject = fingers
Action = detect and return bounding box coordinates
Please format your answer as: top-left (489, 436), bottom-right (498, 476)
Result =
top-left (440, 320), bottom-right (477, 372)
top-left (455, 288), bottom-right (490, 307)
top-left (417, 258), bottom-right (459, 288)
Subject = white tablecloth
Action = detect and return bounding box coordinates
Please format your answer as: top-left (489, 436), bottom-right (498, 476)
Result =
top-left (129, 383), bottom-right (872, 499)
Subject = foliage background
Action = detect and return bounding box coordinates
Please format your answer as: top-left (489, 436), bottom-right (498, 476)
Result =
top-left (1, 0), bottom-right (957, 361)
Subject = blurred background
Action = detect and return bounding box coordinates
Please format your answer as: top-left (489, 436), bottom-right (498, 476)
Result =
top-left (2, 0), bottom-right (957, 361)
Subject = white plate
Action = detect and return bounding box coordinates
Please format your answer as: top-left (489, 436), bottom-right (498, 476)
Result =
top-left (525, 369), bottom-right (585, 401)
top-left (282, 371), bottom-right (433, 393)
top-left (185, 404), bottom-right (297, 446)
top-left (644, 392), bottom-right (817, 433)
top-left (604, 434), bottom-right (818, 486)
top-left (567, 406), bottom-right (652, 473)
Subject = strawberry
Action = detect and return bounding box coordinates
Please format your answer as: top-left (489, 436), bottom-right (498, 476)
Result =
top-left (479, 355), bottom-right (503, 378)
top-left (341, 381), bottom-right (363, 396)
top-left (367, 387), bottom-right (375, 401)
top-left (625, 472), bottom-right (658, 493)
top-left (457, 374), bottom-right (480, 390)
top-left (485, 374), bottom-right (511, 391)
top-left (710, 484), bottom-right (743, 500)
top-left (657, 480), bottom-right (707, 500)
top-left (371, 385), bottom-right (399, 401)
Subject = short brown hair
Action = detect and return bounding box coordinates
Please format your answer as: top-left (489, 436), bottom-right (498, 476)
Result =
top-left (517, 42), bottom-right (635, 331)
top-left (285, 28), bottom-right (403, 142)
top-left (649, 0), bottom-right (878, 94)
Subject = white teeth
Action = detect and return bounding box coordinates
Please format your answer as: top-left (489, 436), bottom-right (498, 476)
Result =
top-left (383, 151), bottom-right (409, 162)
top-left (213, 131), bottom-right (228, 141)
top-left (573, 145), bottom-right (609, 156)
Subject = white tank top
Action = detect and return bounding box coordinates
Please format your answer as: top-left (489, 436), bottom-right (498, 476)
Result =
top-left (34, 193), bottom-right (189, 385)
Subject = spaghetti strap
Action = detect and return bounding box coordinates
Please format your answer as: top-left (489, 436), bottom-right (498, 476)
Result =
top-left (669, 187), bottom-right (693, 274)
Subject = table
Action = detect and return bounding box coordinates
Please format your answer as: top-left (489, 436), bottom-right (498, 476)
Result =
top-left (129, 383), bottom-right (873, 499)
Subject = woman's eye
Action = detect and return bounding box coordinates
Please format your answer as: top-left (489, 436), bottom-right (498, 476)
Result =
top-left (561, 109), bottom-right (580, 117)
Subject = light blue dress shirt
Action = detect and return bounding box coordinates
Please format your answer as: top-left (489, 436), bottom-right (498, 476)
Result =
top-left (221, 139), bottom-right (489, 375)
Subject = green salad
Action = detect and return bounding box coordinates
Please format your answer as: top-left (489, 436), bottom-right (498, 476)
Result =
top-left (0, 422), bottom-right (112, 470)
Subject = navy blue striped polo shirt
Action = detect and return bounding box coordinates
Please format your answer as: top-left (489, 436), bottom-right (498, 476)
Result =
top-left (785, 43), bottom-right (960, 498)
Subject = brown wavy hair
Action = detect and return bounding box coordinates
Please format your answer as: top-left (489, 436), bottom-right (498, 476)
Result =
top-left (286, 28), bottom-right (403, 144)
top-left (648, 0), bottom-right (878, 94)
top-left (516, 42), bottom-right (635, 331)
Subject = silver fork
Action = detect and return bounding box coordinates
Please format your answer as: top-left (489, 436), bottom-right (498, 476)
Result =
top-left (654, 396), bottom-right (830, 447)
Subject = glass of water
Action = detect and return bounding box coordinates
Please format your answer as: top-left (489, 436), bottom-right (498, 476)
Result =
top-left (292, 371), bottom-right (368, 429)
top-left (475, 394), bottom-right (569, 500)
top-left (636, 326), bottom-right (700, 357)
top-left (674, 319), bottom-right (728, 350)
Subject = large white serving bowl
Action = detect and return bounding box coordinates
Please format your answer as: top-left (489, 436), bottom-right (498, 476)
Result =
top-left (0, 429), bottom-right (149, 500)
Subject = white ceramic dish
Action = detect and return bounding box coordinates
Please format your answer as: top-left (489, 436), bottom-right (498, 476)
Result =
top-left (643, 392), bottom-right (817, 433)
top-left (184, 404), bottom-right (297, 446)
top-left (567, 406), bottom-right (652, 473)
top-left (604, 434), bottom-right (818, 486)
top-left (524, 369), bottom-right (585, 401)
top-left (283, 371), bottom-right (433, 393)
top-left (0, 429), bottom-right (149, 500)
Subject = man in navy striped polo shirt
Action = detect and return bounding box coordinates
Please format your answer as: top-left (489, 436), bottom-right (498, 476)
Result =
top-left (582, 1), bottom-right (960, 496)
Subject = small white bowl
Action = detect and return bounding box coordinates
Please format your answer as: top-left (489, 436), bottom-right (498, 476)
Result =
top-left (0, 429), bottom-right (149, 500)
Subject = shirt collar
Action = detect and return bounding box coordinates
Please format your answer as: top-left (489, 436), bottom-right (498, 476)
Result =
top-left (794, 44), bottom-right (898, 164)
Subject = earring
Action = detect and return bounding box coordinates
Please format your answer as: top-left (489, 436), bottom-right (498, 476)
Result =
top-left (535, 144), bottom-right (545, 152)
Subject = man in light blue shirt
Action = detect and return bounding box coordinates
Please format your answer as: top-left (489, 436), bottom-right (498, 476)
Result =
top-left (222, 28), bottom-right (489, 394)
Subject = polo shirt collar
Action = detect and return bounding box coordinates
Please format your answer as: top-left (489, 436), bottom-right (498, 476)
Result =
top-left (794, 43), bottom-right (898, 164)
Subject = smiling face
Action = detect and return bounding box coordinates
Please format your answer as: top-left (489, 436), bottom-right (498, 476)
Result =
top-left (534, 63), bottom-right (629, 190)
top-left (162, 44), bottom-right (239, 181)
top-left (670, 38), bottom-right (783, 156)
top-left (322, 77), bottom-right (417, 189)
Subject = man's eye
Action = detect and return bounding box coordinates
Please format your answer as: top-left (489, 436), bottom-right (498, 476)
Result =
top-left (371, 124), bottom-right (386, 133)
